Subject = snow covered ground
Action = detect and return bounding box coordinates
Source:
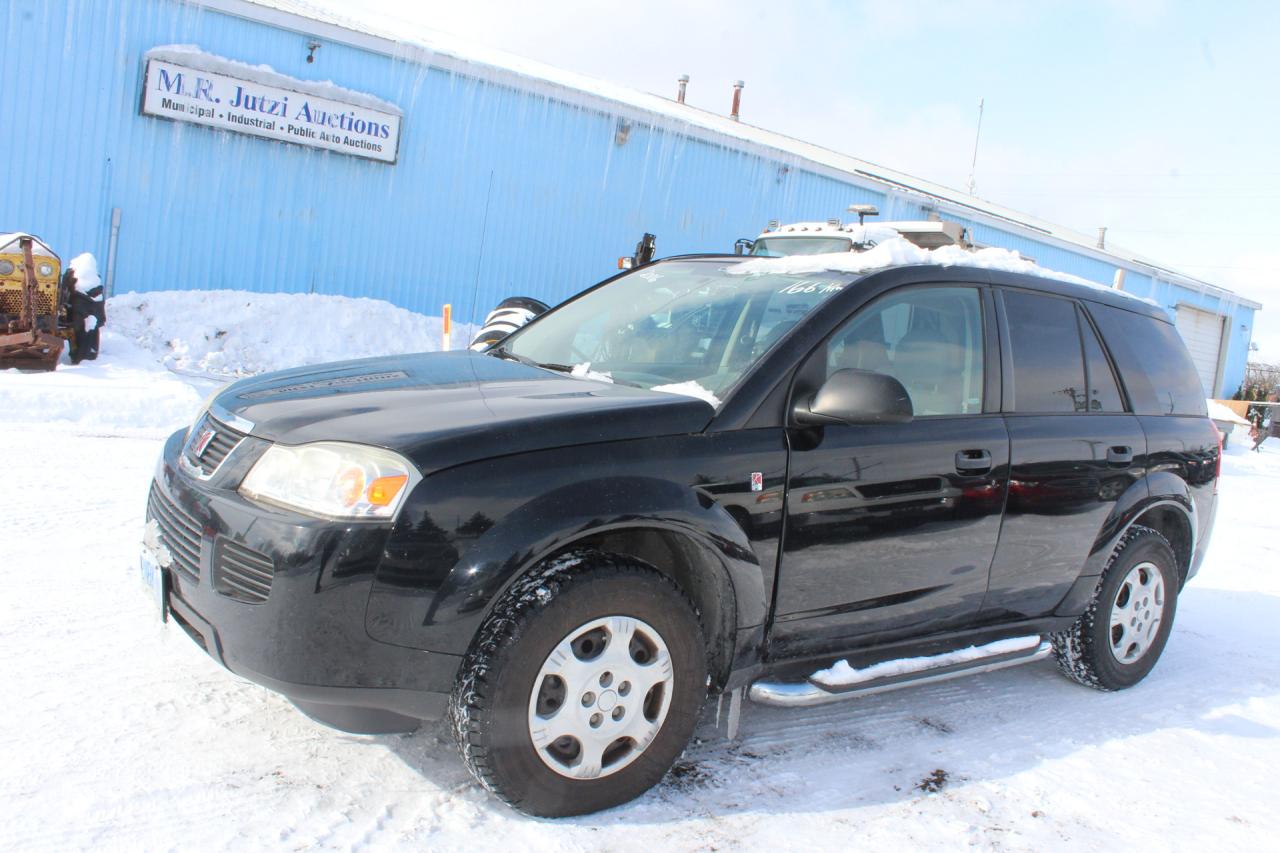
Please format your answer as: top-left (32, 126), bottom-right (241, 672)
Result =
top-left (2, 294), bottom-right (1278, 850)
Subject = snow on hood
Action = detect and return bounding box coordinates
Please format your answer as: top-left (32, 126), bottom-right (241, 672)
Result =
top-left (145, 45), bottom-right (402, 114)
top-left (0, 232), bottom-right (56, 258)
top-left (729, 237), bottom-right (1157, 306)
top-left (651, 380), bottom-right (721, 408)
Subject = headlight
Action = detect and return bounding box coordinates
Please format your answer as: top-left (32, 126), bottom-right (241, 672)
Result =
top-left (37, 262), bottom-right (54, 277)
top-left (239, 441), bottom-right (420, 520)
top-left (0, 260), bottom-right (14, 276)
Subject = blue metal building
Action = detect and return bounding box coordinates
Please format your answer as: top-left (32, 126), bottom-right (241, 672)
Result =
top-left (3, 0), bottom-right (1260, 396)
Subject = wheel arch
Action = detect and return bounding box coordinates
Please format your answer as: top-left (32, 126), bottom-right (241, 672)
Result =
top-left (1128, 501), bottom-right (1196, 587)
top-left (1088, 488), bottom-right (1197, 589)
top-left (527, 523), bottom-right (748, 692)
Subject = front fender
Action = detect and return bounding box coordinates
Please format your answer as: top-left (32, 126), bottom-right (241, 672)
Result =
top-left (365, 433), bottom-right (781, 655)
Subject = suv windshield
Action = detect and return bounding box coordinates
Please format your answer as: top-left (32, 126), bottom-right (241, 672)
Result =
top-left (751, 236), bottom-right (853, 257)
top-left (498, 261), bottom-right (852, 403)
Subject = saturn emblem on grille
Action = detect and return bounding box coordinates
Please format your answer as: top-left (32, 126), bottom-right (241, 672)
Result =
top-left (192, 428), bottom-right (217, 457)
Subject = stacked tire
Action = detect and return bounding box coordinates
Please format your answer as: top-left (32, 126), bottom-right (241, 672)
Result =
top-left (469, 296), bottom-right (550, 351)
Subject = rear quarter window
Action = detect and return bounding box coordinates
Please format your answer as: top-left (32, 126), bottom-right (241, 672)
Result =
top-left (1086, 302), bottom-right (1208, 417)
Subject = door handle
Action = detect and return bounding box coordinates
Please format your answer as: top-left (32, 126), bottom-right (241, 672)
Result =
top-left (1107, 446), bottom-right (1134, 466)
top-left (955, 449), bottom-right (992, 474)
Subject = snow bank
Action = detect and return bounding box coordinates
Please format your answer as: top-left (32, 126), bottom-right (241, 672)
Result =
top-left (0, 290), bottom-right (461, 436)
top-left (145, 45), bottom-right (402, 114)
top-left (107, 290), bottom-right (455, 379)
top-left (0, 331), bottom-right (211, 437)
top-left (729, 237), bottom-right (1157, 305)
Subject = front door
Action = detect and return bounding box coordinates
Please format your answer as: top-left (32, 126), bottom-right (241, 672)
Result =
top-left (769, 285), bottom-right (1009, 657)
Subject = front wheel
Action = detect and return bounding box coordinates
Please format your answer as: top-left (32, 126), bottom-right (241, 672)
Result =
top-left (450, 551), bottom-right (707, 816)
top-left (1052, 525), bottom-right (1179, 690)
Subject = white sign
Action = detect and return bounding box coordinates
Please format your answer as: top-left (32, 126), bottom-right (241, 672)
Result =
top-left (141, 58), bottom-right (401, 163)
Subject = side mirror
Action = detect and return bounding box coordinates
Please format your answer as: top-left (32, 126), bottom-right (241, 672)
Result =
top-left (793, 369), bottom-right (913, 426)
top-left (734, 238), bottom-right (755, 255)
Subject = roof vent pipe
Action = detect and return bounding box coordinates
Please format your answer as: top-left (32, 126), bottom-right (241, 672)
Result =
top-left (677, 74), bottom-right (689, 104)
top-left (1097, 227), bottom-right (1107, 249)
top-left (731, 80), bottom-right (744, 121)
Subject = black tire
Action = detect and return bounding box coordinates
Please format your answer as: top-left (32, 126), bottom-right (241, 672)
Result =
top-left (468, 296), bottom-right (549, 351)
top-left (69, 321), bottom-right (100, 364)
top-left (1051, 525), bottom-right (1179, 691)
top-left (68, 289), bottom-right (103, 363)
top-left (450, 550), bottom-right (707, 817)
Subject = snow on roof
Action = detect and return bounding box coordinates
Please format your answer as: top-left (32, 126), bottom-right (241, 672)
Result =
top-left (145, 44), bottom-right (401, 113)
top-left (728, 236), bottom-right (1158, 306)
top-left (210, 0), bottom-right (1256, 308)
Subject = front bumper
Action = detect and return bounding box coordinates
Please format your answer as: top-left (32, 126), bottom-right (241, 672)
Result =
top-left (150, 428), bottom-right (461, 726)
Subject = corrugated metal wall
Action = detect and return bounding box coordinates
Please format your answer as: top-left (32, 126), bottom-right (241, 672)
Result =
top-left (1, 0), bottom-right (1255, 395)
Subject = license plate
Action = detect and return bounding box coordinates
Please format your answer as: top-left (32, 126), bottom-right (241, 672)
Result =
top-left (141, 547), bottom-right (168, 623)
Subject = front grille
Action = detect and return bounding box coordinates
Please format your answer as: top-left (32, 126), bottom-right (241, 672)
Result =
top-left (214, 539), bottom-right (275, 603)
top-left (0, 287), bottom-right (56, 316)
top-left (147, 484), bottom-right (202, 584)
top-left (184, 414), bottom-right (247, 477)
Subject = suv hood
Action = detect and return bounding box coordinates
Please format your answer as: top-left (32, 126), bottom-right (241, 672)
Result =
top-left (216, 351), bottom-right (714, 472)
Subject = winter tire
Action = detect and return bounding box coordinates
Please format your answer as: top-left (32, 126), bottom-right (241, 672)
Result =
top-left (450, 550), bottom-right (707, 817)
top-left (1051, 525), bottom-right (1179, 691)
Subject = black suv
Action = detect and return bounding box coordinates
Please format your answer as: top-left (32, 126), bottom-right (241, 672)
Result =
top-left (142, 256), bottom-right (1219, 816)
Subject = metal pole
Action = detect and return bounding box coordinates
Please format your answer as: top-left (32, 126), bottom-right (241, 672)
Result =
top-left (731, 80), bottom-right (744, 121)
top-left (967, 98), bottom-right (984, 196)
top-left (105, 207), bottom-right (122, 298)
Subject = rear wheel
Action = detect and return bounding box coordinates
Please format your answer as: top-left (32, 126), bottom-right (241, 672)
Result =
top-left (1051, 525), bottom-right (1179, 690)
top-left (450, 550), bottom-right (706, 816)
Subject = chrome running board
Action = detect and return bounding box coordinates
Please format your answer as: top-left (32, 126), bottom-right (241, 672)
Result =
top-left (749, 639), bottom-right (1053, 708)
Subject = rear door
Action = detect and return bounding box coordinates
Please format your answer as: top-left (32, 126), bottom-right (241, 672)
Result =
top-left (770, 284), bottom-right (1009, 656)
top-left (980, 288), bottom-right (1146, 622)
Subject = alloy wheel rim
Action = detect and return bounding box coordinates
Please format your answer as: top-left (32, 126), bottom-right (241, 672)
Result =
top-left (527, 615), bottom-right (675, 780)
top-left (1108, 561), bottom-right (1165, 664)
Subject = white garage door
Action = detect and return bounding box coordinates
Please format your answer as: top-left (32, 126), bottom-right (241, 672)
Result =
top-left (1175, 305), bottom-right (1225, 397)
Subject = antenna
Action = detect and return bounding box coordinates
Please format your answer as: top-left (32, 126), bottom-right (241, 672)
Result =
top-left (967, 98), bottom-right (984, 196)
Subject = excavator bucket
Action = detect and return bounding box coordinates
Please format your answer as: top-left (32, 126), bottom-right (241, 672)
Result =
top-left (0, 328), bottom-right (65, 370)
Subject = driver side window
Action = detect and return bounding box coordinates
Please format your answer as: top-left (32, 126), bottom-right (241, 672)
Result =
top-left (826, 287), bottom-right (985, 416)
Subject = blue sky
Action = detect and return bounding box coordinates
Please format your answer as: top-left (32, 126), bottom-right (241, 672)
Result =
top-left (321, 0), bottom-right (1280, 366)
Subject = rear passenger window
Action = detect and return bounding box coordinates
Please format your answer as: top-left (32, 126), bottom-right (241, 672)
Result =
top-left (1003, 290), bottom-right (1086, 413)
top-left (1078, 307), bottom-right (1125, 412)
top-left (1086, 303), bottom-right (1208, 416)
